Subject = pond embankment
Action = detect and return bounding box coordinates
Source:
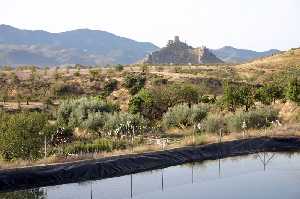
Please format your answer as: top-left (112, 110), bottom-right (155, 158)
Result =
top-left (1, 136), bottom-right (300, 192)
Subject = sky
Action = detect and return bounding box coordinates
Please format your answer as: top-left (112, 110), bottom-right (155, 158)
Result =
top-left (0, 0), bottom-right (299, 51)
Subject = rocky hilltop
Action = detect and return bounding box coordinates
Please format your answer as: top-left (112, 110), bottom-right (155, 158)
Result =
top-left (143, 36), bottom-right (223, 65)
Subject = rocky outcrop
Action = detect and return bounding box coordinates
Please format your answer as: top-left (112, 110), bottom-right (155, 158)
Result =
top-left (143, 36), bottom-right (223, 65)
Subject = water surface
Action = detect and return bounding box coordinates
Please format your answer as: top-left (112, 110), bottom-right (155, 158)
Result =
top-left (2, 152), bottom-right (300, 199)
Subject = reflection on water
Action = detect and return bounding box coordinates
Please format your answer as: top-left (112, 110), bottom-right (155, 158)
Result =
top-left (2, 152), bottom-right (300, 199)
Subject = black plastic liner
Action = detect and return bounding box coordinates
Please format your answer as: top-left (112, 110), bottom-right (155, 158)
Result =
top-left (1, 136), bottom-right (300, 192)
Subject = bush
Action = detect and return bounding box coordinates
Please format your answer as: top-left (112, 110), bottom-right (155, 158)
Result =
top-left (104, 112), bottom-right (148, 137)
top-left (129, 84), bottom-right (202, 120)
top-left (114, 64), bottom-right (124, 72)
top-left (52, 82), bottom-right (84, 97)
top-left (162, 103), bottom-right (209, 129)
top-left (124, 73), bottom-right (146, 95)
top-left (226, 107), bottom-right (279, 132)
top-left (169, 83), bottom-right (201, 106)
top-left (63, 138), bottom-right (131, 154)
top-left (285, 78), bottom-right (300, 103)
top-left (64, 139), bottom-right (114, 154)
top-left (162, 104), bottom-right (190, 129)
top-left (0, 112), bottom-right (47, 160)
top-left (81, 113), bottom-right (107, 134)
top-left (203, 114), bottom-right (227, 134)
top-left (103, 79), bottom-right (118, 95)
top-left (57, 97), bottom-right (118, 129)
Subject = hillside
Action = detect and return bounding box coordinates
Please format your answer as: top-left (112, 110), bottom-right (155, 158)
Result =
top-left (211, 46), bottom-right (280, 63)
top-left (234, 48), bottom-right (300, 81)
top-left (0, 25), bottom-right (159, 66)
top-left (143, 36), bottom-right (223, 65)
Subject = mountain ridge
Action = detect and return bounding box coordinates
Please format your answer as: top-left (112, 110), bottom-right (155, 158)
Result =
top-left (0, 25), bottom-right (159, 66)
top-left (211, 46), bottom-right (281, 63)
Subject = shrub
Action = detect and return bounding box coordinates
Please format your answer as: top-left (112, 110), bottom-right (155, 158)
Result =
top-left (226, 107), bottom-right (279, 132)
top-left (52, 82), bottom-right (84, 97)
top-left (57, 97), bottom-right (118, 129)
top-left (103, 79), bottom-right (118, 95)
top-left (162, 104), bottom-right (191, 129)
top-left (64, 139), bottom-right (114, 154)
top-left (203, 114), bottom-right (227, 134)
top-left (285, 78), bottom-right (300, 103)
top-left (0, 112), bottom-right (47, 160)
top-left (103, 112), bottom-right (148, 137)
top-left (162, 103), bottom-right (209, 129)
top-left (63, 138), bottom-right (131, 154)
top-left (129, 84), bottom-right (202, 120)
top-left (124, 73), bottom-right (146, 95)
top-left (114, 64), bottom-right (124, 72)
top-left (81, 113), bottom-right (107, 134)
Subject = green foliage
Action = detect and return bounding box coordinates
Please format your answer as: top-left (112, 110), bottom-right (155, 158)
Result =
top-left (103, 112), bottom-right (148, 137)
top-left (114, 64), bottom-right (124, 72)
top-left (63, 138), bottom-right (133, 154)
top-left (81, 112), bottom-right (107, 134)
top-left (226, 107), bottom-right (279, 132)
top-left (203, 114), bottom-right (227, 134)
top-left (129, 89), bottom-right (156, 119)
top-left (222, 82), bottom-right (255, 112)
top-left (235, 85), bottom-right (255, 111)
top-left (129, 84), bottom-right (202, 120)
top-left (52, 82), bottom-right (84, 97)
top-left (124, 73), bottom-right (146, 95)
top-left (0, 112), bottom-right (47, 160)
top-left (103, 79), bottom-right (118, 95)
top-left (151, 77), bottom-right (168, 86)
top-left (0, 189), bottom-right (46, 199)
top-left (221, 81), bottom-right (236, 111)
top-left (170, 84), bottom-right (201, 106)
top-left (57, 97), bottom-right (118, 129)
top-left (255, 83), bottom-right (284, 105)
top-left (162, 103), bottom-right (209, 129)
top-left (89, 69), bottom-right (101, 80)
top-left (285, 78), bottom-right (300, 103)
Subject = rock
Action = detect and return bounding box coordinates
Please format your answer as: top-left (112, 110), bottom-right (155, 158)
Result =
top-left (143, 36), bottom-right (223, 65)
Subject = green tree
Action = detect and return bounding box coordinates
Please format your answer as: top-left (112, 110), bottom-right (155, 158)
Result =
top-left (0, 112), bottom-right (47, 160)
top-left (255, 83), bottom-right (284, 105)
top-left (124, 73), bottom-right (146, 95)
top-left (171, 84), bottom-right (200, 107)
top-left (236, 85), bottom-right (255, 111)
top-left (222, 81), bottom-right (237, 112)
top-left (285, 77), bottom-right (300, 103)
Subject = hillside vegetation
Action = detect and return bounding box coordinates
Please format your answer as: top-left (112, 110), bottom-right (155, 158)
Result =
top-left (0, 49), bottom-right (300, 168)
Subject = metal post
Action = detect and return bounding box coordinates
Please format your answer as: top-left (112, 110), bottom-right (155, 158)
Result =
top-left (131, 126), bottom-right (134, 153)
top-left (192, 163), bottom-right (194, 184)
top-left (161, 169), bottom-right (164, 191)
top-left (218, 159), bottom-right (221, 177)
top-left (90, 182), bottom-right (93, 199)
top-left (130, 174), bottom-right (133, 198)
top-left (193, 124), bottom-right (196, 146)
top-left (44, 135), bottom-right (47, 159)
top-left (263, 152), bottom-right (266, 171)
top-left (219, 128), bottom-right (222, 143)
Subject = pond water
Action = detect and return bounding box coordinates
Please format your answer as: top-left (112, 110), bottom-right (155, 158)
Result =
top-left (2, 152), bottom-right (300, 199)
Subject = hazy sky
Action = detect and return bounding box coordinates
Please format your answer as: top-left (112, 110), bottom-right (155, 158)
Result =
top-left (0, 0), bottom-right (299, 51)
